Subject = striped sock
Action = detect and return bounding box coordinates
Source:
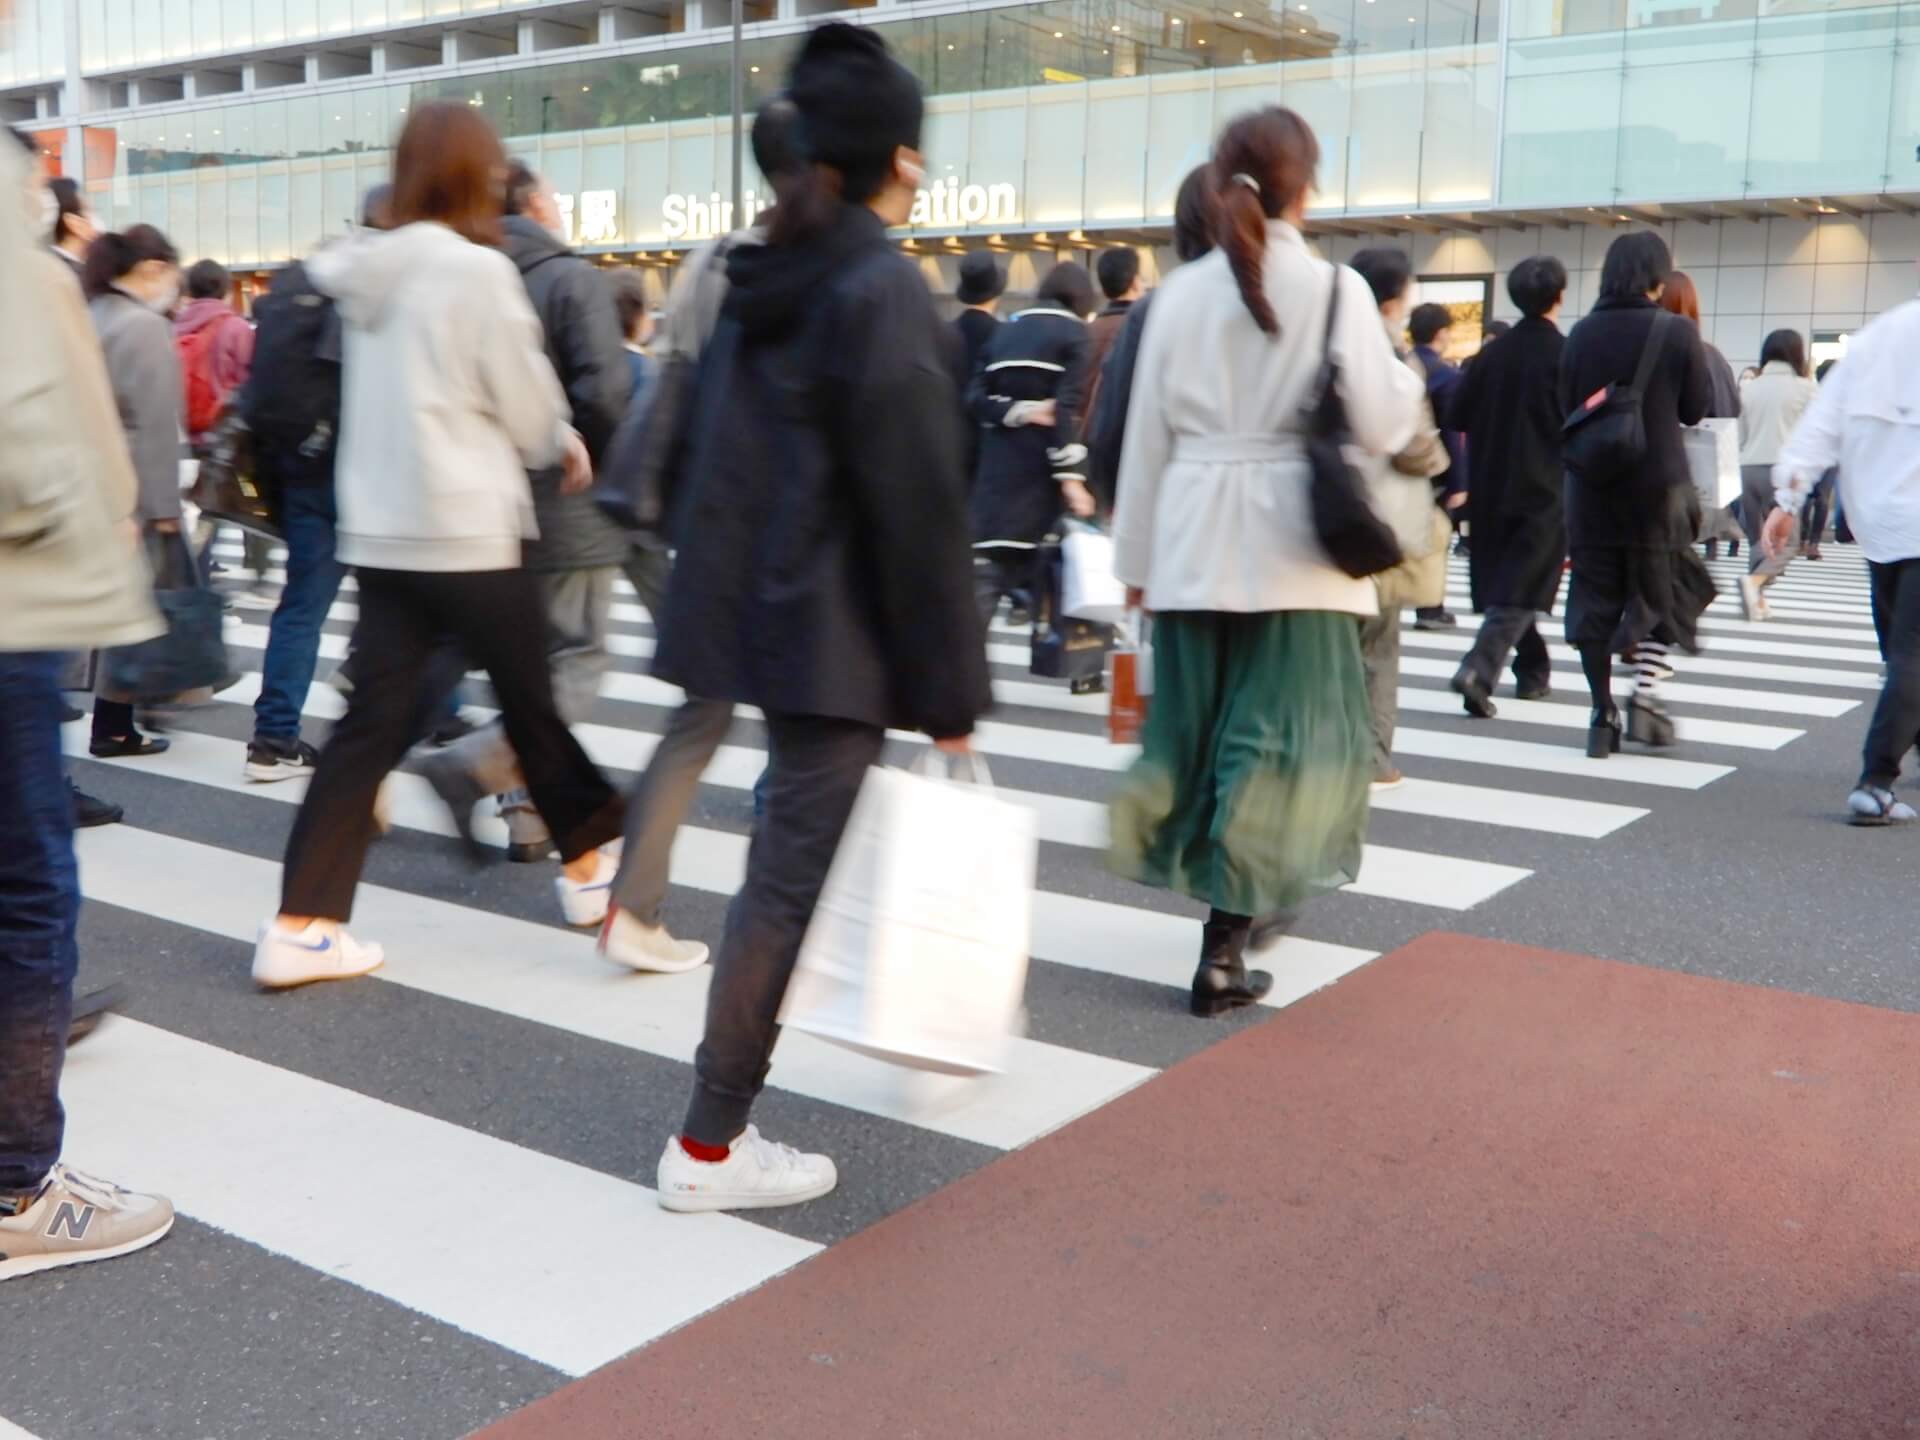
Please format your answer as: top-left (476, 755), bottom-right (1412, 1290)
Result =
top-left (1632, 642), bottom-right (1671, 698)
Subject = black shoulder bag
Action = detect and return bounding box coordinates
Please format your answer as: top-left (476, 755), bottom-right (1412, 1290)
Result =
top-left (1306, 266), bottom-right (1403, 579)
top-left (1562, 309), bottom-right (1671, 481)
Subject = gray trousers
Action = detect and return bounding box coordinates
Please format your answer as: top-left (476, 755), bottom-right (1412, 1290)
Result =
top-left (610, 695), bottom-right (733, 925)
top-left (685, 713), bottom-right (886, 1145)
top-left (1740, 464), bottom-right (1798, 581)
top-left (439, 566), bottom-right (615, 798)
top-left (1358, 606), bottom-right (1400, 780)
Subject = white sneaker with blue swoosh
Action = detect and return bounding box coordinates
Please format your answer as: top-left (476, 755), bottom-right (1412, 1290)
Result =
top-left (251, 918), bottom-right (386, 990)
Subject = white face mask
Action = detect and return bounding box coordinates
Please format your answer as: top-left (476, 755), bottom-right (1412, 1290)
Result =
top-left (37, 187), bottom-right (58, 237)
top-left (142, 279), bottom-right (180, 315)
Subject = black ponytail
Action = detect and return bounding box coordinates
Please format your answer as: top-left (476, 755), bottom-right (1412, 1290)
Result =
top-left (81, 222), bottom-right (177, 300)
top-left (1210, 107), bottom-right (1321, 338)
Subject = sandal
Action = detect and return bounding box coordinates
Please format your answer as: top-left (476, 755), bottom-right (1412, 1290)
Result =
top-left (89, 733), bottom-right (171, 759)
top-left (1847, 787), bottom-right (1916, 827)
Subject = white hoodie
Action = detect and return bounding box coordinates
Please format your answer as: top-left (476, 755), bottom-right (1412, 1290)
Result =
top-left (308, 221), bottom-right (569, 572)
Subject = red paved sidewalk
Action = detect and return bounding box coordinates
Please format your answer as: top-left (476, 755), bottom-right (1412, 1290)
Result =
top-left (479, 934), bottom-right (1920, 1439)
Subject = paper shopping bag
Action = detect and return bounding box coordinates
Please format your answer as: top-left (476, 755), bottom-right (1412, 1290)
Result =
top-left (780, 760), bottom-right (1037, 1076)
top-left (1107, 612), bottom-right (1153, 745)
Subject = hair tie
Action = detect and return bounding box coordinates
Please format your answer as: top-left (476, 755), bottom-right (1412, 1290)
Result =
top-left (1230, 172), bottom-right (1262, 195)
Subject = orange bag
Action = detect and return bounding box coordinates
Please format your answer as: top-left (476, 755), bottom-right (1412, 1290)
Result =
top-left (1107, 613), bottom-right (1152, 745)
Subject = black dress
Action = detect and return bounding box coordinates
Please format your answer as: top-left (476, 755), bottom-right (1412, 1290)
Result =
top-left (1448, 315), bottom-right (1567, 615)
top-left (966, 306), bottom-right (1092, 547)
top-left (1558, 298), bottom-right (1717, 654)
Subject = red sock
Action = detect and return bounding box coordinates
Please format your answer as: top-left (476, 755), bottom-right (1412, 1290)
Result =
top-left (679, 1135), bottom-right (731, 1164)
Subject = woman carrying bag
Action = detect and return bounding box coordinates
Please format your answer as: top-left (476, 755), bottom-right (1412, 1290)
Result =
top-left (1107, 107), bottom-right (1423, 1018)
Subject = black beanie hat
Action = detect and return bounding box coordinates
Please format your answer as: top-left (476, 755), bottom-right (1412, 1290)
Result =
top-left (787, 23), bottom-right (923, 205)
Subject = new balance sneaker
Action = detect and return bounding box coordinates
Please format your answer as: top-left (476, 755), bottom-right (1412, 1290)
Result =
top-left (252, 918), bottom-right (385, 989)
top-left (554, 845), bottom-right (620, 929)
top-left (598, 908), bottom-right (710, 973)
top-left (0, 1164), bottom-right (174, 1280)
top-left (245, 736), bottom-right (321, 783)
top-left (656, 1127), bottom-right (838, 1213)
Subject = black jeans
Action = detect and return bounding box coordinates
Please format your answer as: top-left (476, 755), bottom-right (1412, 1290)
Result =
top-left (0, 652), bottom-right (79, 1195)
top-left (1860, 557), bottom-right (1920, 790)
top-left (280, 567), bottom-right (624, 919)
top-left (684, 712), bottom-right (886, 1146)
top-left (974, 550), bottom-right (1036, 628)
top-left (1458, 606), bottom-right (1551, 694)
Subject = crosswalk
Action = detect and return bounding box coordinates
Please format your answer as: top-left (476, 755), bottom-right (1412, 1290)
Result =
top-left (16, 535), bottom-right (1884, 1426)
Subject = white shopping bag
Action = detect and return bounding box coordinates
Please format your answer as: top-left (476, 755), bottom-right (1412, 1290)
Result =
top-left (780, 754), bottom-right (1037, 1077)
top-left (1683, 417), bottom-right (1740, 511)
top-left (1061, 527), bottom-right (1127, 624)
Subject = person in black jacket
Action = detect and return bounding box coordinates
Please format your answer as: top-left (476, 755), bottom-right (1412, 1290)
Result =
top-left (967, 261), bottom-right (1097, 624)
top-left (1560, 230), bottom-right (1716, 758)
top-left (417, 160), bottom-right (632, 862)
top-left (1448, 256), bottom-right (1569, 716)
top-left (1085, 165), bottom-right (1216, 511)
top-left (649, 24), bottom-right (991, 1214)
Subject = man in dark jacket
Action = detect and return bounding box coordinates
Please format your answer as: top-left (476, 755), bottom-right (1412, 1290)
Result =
top-left (1082, 246), bottom-right (1141, 434)
top-left (1448, 257), bottom-right (1569, 717)
top-left (1409, 300), bottom-right (1467, 629)
top-left (951, 251), bottom-right (1004, 484)
top-left (419, 160), bottom-right (631, 860)
top-left (650, 25), bottom-right (989, 1213)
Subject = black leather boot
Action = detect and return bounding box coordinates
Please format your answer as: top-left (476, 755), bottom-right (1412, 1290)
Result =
top-left (1191, 913), bottom-right (1273, 1019)
top-left (1586, 705), bottom-right (1623, 759)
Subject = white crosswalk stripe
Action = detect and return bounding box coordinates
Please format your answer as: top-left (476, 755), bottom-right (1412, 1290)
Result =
top-left (107, 535), bottom-right (1876, 1376)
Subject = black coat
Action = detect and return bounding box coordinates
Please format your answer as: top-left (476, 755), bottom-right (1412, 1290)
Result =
top-left (966, 306), bottom-right (1092, 547)
top-left (653, 205), bottom-right (990, 741)
top-left (502, 215), bottom-right (634, 574)
top-left (1448, 315), bottom-right (1566, 613)
top-left (1558, 297), bottom-right (1717, 651)
top-left (1085, 291), bottom-right (1153, 512)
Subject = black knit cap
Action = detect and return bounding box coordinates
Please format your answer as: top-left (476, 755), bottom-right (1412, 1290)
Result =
top-left (787, 22), bottom-right (923, 205)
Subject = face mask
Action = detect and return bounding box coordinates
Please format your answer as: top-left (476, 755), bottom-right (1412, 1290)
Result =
top-left (143, 279), bottom-right (180, 315)
top-left (37, 188), bottom-right (58, 237)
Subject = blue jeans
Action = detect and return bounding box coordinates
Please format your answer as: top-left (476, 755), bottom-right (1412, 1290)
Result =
top-left (254, 486), bottom-right (347, 742)
top-left (0, 651), bottom-right (80, 1196)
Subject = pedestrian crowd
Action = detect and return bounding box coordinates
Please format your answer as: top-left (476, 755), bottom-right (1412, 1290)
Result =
top-left (6, 19), bottom-right (1920, 1282)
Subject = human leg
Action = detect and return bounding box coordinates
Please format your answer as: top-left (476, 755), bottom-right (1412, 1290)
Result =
top-left (610, 698), bottom-right (735, 928)
top-left (250, 487), bottom-right (346, 761)
top-left (1454, 605), bottom-right (1535, 715)
top-left (1356, 605), bottom-right (1401, 781)
top-left (1858, 559), bottom-right (1920, 795)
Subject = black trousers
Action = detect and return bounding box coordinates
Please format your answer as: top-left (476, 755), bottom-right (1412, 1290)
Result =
top-left (1458, 606), bottom-right (1551, 694)
top-left (1860, 557), bottom-right (1920, 790)
top-left (280, 567), bottom-right (624, 919)
top-left (974, 550), bottom-right (1035, 628)
top-left (684, 712), bottom-right (885, 1145)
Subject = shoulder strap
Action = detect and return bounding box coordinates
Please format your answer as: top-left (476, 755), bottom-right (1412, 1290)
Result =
top-left (1630, 309), bottom-right (1671, 397)
top-left (1323, 262), bottom-right (1342, 354)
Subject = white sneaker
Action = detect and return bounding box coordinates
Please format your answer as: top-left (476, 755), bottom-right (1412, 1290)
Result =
top-left (656, 1126), bottom-right (838, 1213)
top-left (598, 908), bottom-right (710, 973)
top-left (0, 1164), bottom-right (174, 1280)
top-left (228, 587), bottom-right (278, 611)
top-left (1738, 574), bottom-right (1770, 621)
top-left (252, 918), bottom-right (385, 989)
top-left (554, 845), bottom-right (619, 929)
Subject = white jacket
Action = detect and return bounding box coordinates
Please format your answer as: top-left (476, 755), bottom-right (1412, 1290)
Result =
top-left (1112, 223), bottom-right (1424, 615)
top-left (1738, 361), bottom-right (1818, 467)
top-left (308, 222), bottom-right (569, 572)
top-left (1775, 297), bottom-right (1920, 565)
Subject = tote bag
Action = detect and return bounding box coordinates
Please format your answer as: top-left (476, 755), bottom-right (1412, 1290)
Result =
top-left (1682, 416), bottom-right (1740, 512)
top-left (1060, 524), bottom-right (1127, 624)
top-left (100, 532), bottom-right (232, 703)
top-left (780, 754), bottom-right (1037, 1077)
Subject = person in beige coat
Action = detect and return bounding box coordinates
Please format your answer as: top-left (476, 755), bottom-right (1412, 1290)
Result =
top-left (1107, 107), bottom-right (1422, 1018)
top-left (0, 125), bottom-right (176, 1279)
top-left (1735, 330), bottom-right (1820, 619)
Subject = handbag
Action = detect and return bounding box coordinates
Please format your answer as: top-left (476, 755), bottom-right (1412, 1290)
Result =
top-left (1059, 522), bottom-right (1126, 624)
top-left (1306, 268), bottom-right (1404, 579)
top-left (1107, 610), bottom-right (1153, 745)
top-left (186, 408), bottom-right (280, 539)
top-left (780, 753), bottom-right (1037, 1077)
top-left (1681, 416), bottom-right (1740, 513)
top-left (100, 532), bottom-right (232, 703)
top-left (1563, 310), bottom-right (1671, 482)
top-left (1029, 535), bottom-right (1114, 693)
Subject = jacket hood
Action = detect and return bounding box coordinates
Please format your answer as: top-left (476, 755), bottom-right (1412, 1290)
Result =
top-left (501, 214), bottom-right (572, 276)
top-left (724, 205), bottom-right (882, 341)
top-left (308, 222), bottom-right (475, 332)
top-left (172, 297), bottom-right (237, 338)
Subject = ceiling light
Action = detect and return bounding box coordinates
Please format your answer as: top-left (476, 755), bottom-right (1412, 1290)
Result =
top-left (581, 84), bottom-right (590, 92)
top-left (749, 63), bottom-right (759, 71)
top-left (1198, 36), bottom-right (1208, 43)
top-left (1171, 15), bottom-right (1182, 23)
top-left (1111, 22), bottom-right (1122, 30)
top-left (1053, 29), bottom-right (1063, 36)
top-left (946, 41), bottom-right (955, 48)
top-left (1232, 9), bottom-right (1244, 15)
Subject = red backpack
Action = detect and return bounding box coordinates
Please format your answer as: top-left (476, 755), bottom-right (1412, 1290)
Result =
top-left (177, 322), bottom-right (225, 438)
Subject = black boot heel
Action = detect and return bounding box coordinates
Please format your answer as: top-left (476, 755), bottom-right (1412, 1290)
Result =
top-left (1191, 913), bottom-right (1274, 1019)
top-left (1586, 707), bottom-right (1622, 759)
top-left (1626, 696), bottom-right (1676, 747)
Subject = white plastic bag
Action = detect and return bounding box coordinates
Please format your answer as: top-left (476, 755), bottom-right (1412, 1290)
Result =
top-left (1683, 417), bottom-right (1740, 511)
top-left (1061, 527), bottom-right (1127, 624)
top-left (779, 754), bottom-right (1037, 1076)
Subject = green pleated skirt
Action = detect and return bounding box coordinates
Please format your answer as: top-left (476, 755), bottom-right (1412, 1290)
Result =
top-left (1108, 610), bottom-right (1372, 918)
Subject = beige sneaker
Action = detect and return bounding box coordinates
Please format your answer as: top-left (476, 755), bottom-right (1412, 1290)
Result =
top-left (0, 1164), bottom-right (174, 1281)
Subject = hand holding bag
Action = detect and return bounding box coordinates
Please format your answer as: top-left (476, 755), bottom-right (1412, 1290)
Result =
top-left (1107, 609), bottom-right (1153, 745)
top-left (779, 752), bottom-right (1037, 1077)
top-left (187, 408), bottom-right (280, 539)
top-left (1306, 268), bottom-right (1404, 579)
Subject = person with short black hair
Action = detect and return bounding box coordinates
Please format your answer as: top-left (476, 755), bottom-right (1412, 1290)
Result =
top-left (174, 252), bottom-right (262, 589)
top-left (46, 175), bottom-right (92, 277)
top-left (1406, 300), bottom-right (1468, 628)
top-left (1448, 254), bottom-right (1571, 716)
top-left (1733, 328), bottom-right (1819, 617)
top-left (952, 250), bottom-right (1004, 480)
top-left (969, 258), bottom-right (1099, 623)
top-left (1559, 230), bottom-right (1716, 757)
top-left (1081, 247), bottom-right (1144, 468)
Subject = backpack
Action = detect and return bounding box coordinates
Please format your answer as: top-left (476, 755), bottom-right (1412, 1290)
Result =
top-left (1563, 310), bottom-right (1671, 482)
top-left (176, 322), bottom-right (224, 438)
top-left (240, 261), bottom-right (341, 487)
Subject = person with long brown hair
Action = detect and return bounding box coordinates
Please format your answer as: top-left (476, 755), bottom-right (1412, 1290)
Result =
top-left (1108, 106), bottom-right (1422, 1017)
top-left (1660, 270), bottom-right (1745, 562)
top-left (252, 100), bottom-right (625, 988)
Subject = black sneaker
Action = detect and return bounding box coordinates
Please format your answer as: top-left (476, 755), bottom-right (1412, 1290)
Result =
top-left (244, 736), bottom-right (320, 784)
top-left (70, 784), bottom-right (123, 828)
top-left (1412, 607), bottom-right (1459, 631)
top-left (68, 984), bottom-right (126, 1046)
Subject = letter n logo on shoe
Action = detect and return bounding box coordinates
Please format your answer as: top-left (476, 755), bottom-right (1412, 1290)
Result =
top-left (46, 1202), bottom-right (95, 1241)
